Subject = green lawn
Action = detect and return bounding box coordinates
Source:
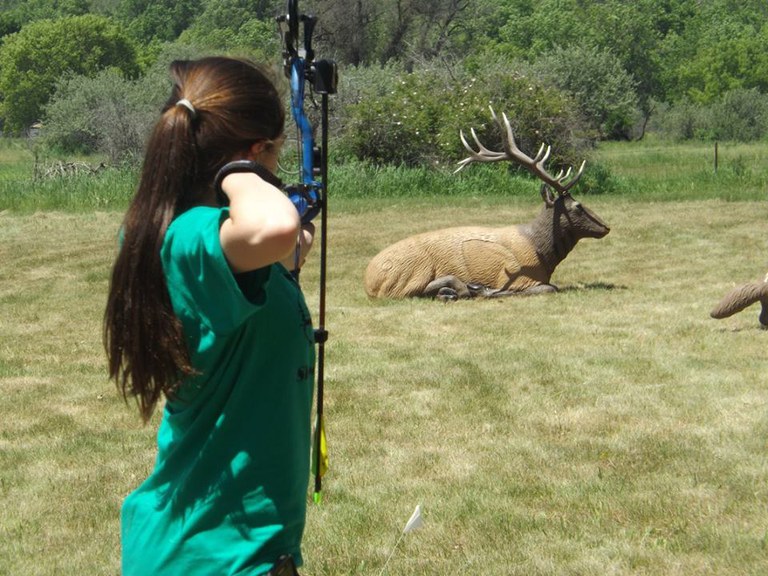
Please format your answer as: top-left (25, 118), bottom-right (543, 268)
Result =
top-left (1, 182), bottom-right (767, 573)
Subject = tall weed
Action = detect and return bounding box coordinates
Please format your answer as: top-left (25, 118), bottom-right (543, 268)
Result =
top-left (0, 165), bottom-right (136, 211)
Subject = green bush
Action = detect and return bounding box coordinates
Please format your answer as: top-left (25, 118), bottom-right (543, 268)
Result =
top-left (652, 88), bottom-right (768, 142)
top-left (530, 44), bottom-right (640, 140)
top-left (571, 159), bottom-right (620, 196)
top-left (43, 69), bottom-right (143, 161)
top-left (709, 88), bottom-right (768, 141)
top-left (42, 43), bottom-right (205, 163)
top-left (650, 99), bottom-right (701, 140)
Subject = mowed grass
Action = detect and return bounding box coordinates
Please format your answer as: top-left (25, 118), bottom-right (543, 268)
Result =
top-left (2, 197), bottom-right (768, 575)
top-left (1, 140), bottom-right (768, 574)
top-left (304, 197), bottom-right (768, 575)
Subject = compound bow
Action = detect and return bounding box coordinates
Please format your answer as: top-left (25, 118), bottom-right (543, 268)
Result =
top-left (276, 0), bottom-right (337, 504)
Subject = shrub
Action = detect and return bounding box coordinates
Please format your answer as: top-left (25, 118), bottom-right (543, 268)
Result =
top-left (652, 89), bottom-right (768, 142)
top-left (709, 88), bottom-right (768, 141)
top-left (650, 98), bottom-right (705, 140)
top-left (572, 160), bottom-right (621, 196)
top-left (42, 43), bottom-right (205, 163)
top-left (43, 69), bottom-right (145, 162)
top-left (530, 44), bottom-right (640, 140)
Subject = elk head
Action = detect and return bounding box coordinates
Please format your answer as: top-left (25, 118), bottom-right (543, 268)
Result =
top-left (456, 107), bottom-right (610, 241)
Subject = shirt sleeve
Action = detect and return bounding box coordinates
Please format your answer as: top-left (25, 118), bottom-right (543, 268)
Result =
top-left (161, 207), bottom-right (272, 336)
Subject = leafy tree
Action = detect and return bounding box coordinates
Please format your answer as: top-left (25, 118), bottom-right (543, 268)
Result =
top-left (0, 11), bottom-right (22, 38)
top-left (473, 1), bottom-right (652, 137)
top-left (401, 0), bottom-right (473, 62)
top-left (117, 0), bottom-right (203, 43)
top-left (375, 0), bottom-right (415, 63)
top-left (0, 0), bottom-right (91, 38)
top-left (580, 1), bottom-right (664, 132)
top-left (313, 0), bottom-right (476, 67)
top-left (313, 0), bottom-right (381, 66)
top-left (658, 0), bottom-right (768, 104)
top-left (177, 0), bottom-right (280, 57)
top-left (491, 0), bottom-right (584, 59)
top-left (90, 0), bottom-right (125, 15)
top-left (676, 27), bottom-right (768, 103)
top-left (0, 0), bottom-right (90, 27)
top-left (0, 14), bottom-right (139, 134)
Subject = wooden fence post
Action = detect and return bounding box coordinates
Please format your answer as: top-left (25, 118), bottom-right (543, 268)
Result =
top-left (714, 140), bottom-right (719, 173)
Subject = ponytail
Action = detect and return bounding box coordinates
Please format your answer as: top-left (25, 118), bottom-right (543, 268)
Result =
top-left (105, 104), bottom-right (198, 421)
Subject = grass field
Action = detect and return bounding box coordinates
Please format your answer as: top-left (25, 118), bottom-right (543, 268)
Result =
top-left (1, 139), bottom-right (768, 574)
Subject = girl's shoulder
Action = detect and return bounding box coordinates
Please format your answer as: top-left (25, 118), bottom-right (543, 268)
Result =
top-left (166, 206), bottom-right (226, 248)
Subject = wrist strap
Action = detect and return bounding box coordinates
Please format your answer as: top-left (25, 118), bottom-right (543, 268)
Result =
top-left (214, 160), bottom-right (284, 206)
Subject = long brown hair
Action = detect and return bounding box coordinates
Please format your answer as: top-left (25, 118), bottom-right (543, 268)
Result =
top-left (104, 57), bottom-right (285, 421)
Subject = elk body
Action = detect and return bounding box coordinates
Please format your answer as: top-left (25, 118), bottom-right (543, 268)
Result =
top-left (364, 109), bottom-right (611, 299)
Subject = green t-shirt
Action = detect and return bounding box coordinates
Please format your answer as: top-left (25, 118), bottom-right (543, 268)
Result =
top-left (121, 207), bottom-right (316, 575)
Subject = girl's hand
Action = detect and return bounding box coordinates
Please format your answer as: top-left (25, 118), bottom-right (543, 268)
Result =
top-left (279, 222), bottom-right (315, 271)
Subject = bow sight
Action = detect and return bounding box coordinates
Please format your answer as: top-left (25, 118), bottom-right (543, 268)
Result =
top-left (276, 0), bottom-right (337, 502)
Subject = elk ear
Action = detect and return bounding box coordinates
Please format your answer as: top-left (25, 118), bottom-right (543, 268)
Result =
top-left (540, 184), bottom-right (556, 207)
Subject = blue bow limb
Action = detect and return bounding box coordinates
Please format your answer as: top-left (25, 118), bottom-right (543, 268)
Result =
top-left (287, 55), bottom-right (322, 224)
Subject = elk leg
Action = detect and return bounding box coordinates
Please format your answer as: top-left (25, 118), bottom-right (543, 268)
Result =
top-left (424, 276), bottom-right (473, 300)
top-left (485, 284), bottom-right (559, 298)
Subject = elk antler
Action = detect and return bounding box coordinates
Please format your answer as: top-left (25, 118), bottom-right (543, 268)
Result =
top-left (455, 107), bottom-right (585, 195)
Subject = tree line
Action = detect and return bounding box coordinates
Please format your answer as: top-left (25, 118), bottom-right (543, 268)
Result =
top-left (1, 0), bottom-right (767, 167)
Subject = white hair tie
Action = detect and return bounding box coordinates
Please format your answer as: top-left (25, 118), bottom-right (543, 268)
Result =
top-left (176, 98), bottom-right (197, 119)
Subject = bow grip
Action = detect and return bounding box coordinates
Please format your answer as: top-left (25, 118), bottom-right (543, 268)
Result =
top-left (284, 183), bottom-right (321, 224)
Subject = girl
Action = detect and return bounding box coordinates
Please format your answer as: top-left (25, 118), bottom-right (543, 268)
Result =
top-left (104, 56), bottom-right (314, 575)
